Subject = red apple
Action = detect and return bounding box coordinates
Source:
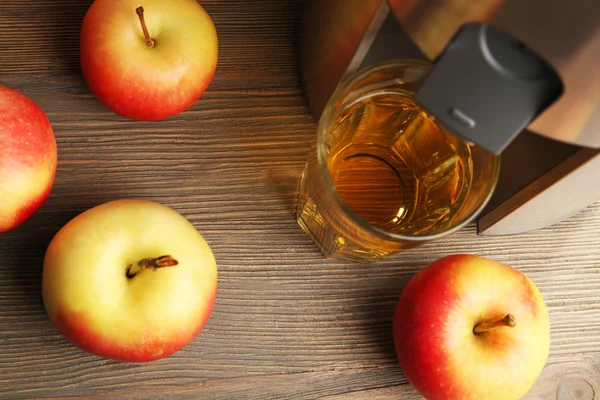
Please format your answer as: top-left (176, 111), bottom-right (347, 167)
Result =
top-left (0, 85), bottom-right (57, 233)
top-left (42, 199), bottom-right (218, 362)
top-left (80, 0), bottom-right (218, 121)
top-left (393, 254), bottom-right (550, 400)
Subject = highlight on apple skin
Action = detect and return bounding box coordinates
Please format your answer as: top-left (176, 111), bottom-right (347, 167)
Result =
top-left (392, 254), bottom-right (550, 400)
top-left (0, 84), bottom-right (57, 233)
top-left (80, 0), bottom-right (219, 121)
top-left (42, 199), bottom-right (218, 362)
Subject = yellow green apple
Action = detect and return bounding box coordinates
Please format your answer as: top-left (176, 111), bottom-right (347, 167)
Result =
top-left (42, 199), bottom-right (217, 362)
top-left (0, 84), bottom-right (57, 233)
top-left (393, 254), bottom-right (550, 400)
top-left (80, 0), bottom-right (218, 121)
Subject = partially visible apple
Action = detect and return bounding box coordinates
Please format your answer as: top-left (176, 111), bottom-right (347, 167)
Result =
top-left (0, 84), bottom-right (57, 233)
top-left (42, 199), bottom-right (218, 362)
top-left (393, 254), bottom-right (550, 400)
top-left (80, 0), bottom-right (218, 121)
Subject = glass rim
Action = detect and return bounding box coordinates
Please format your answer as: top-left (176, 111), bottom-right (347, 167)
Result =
top-left (315, 60), bottom-right (501, 243)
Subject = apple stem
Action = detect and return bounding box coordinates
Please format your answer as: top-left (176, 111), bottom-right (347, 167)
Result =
top-left (473, 314), bottom-right (516, 334)
top-left (126, 255), bottom-right (178, 278)
top-left (136, 6), bottom-right (155, 48)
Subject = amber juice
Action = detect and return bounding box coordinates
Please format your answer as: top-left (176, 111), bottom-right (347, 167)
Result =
top-left (328, 92), bottom-right (473, 234)
top-left (296, 61), bottom-right (499, 262)
top-left (297, 92), bottom-right (474, 260)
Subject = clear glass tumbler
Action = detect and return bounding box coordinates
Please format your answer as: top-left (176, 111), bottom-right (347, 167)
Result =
top-left (296, 60), bottom-right (500, 263)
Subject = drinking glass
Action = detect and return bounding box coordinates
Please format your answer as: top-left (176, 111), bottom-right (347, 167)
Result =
top-left (296, 60), bottom-right (500, 263)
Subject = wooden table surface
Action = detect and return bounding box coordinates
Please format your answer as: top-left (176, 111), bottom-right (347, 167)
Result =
top-left (1, 1), bottom-right (599, 399)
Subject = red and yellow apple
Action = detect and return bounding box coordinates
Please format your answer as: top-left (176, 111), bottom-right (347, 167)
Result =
top-left (80, 0), bottom-right (218, 121)
top-left (0, 84), bottom-right (57, 233)
top-left (42, 199), bottom-right (218, 362)
top-left (393, 254), bottom-right (550, 400)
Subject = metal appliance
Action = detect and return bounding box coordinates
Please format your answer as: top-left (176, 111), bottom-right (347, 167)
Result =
top-left (300, 0), bottom-right (600, 235)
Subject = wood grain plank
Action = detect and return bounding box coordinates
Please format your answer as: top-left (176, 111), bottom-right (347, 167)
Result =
top-left (524, 361), bottom-right (599, 400)
top-left (15, 367), bottom-right (409, 400)
top-left (1, 0), bottom-right (600, 399)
